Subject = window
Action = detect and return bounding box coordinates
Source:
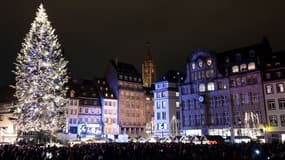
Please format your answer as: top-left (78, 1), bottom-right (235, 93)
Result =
top-left (176, 101), bottom-right (180, 108)
top-left (248, 62), bottom-right (256, 70)
top-left (157, 112), bottom-right (161, 120)
top-left (73, 119), bottom-right (77, 124)
top-left (162, 112), bottom-right (166, 120)
top-left (79, 108), bottom-right (82, 113)
top-left (198, 60), bottom-right (203, 68)
top-left (69, 118), bottom-right (72, 124)
top-left (207, 58), bottom-right (212, 66)
top-left (192, 63), bottom-right (196, 70)
top-left (85, 108), bottom-right (88, 113)
top-left (156, 102), bottom-right (161, 109)
top-left (269, 115), bottom-right (278, 126)
top-left (277, 83), bottom-right (285, 93)
top-left (162, 91), bottom-right (167, 97)
top-left (156, 84), bottom-right (160, 89)
top-left (176, 92), bottom-right (179, 97)
top-left (207, 82), bottom-right (215, 91)
top-left (276, 72), bottom-right (282, 78)
top-left (240, 64), bottom-right (247, 72)
top-left (278, 99), bottom-right (285, 110)
top-left (162, 101), bottom-right (167, 108)
top-left (265, 73), bottom-right (271, 80)
top-left (280, 115), bottom-right (285, 126)
top-left (266, 85), bottom-right (273, 94)
top-left (267, 100), bottom-right (276, 110)
top-left (232, 65), bottom-right (239, 73)
top-left (199, 83), bottom-right (206, 92)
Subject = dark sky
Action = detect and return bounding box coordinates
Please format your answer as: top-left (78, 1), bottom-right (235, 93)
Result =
top-left (1, 0), bottom-right (285, 86)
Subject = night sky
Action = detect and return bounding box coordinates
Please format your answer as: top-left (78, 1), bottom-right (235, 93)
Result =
top-left (1, 0), bottom-right (285, 86)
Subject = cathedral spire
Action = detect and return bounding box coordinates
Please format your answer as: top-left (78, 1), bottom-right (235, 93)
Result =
top-left (145, 41), bottom-right (152, 60)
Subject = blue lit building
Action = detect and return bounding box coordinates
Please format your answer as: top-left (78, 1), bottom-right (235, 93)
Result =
top-left (153, 70), bottom-right (184, 137)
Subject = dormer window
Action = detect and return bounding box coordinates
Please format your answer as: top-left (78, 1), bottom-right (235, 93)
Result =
top-left (232, 65), bottom-right (239, 73)
top-left (248, 62), bottom-right (256, 70)
top-left (240, 64), bottom-right (247, 72)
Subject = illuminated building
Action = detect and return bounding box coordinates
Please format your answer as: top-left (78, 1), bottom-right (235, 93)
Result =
top-left (95, 78), bottom-right (119, 136)
top-left (263, 51), bottom-right (285, 143)
top-left (180, 49), bottom-right (231, 137)
top-left (105, 60), bottom-right (146, 136)
top-left (180, 39), bottom-right (270, 141)
top-left (154, 70), bottom-right (184, 137)
top-left (66, 80), bottom-right (103, 139)
top-left (142, 42), bottom-right (156, 88)
top-left (218, 39), bottom-right (269, 140)
top-left (0, 86), bottom-right (16, 143)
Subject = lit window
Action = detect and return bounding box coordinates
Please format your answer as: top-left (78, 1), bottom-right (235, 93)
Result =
top-left (176, 102), bottom-right (180, 108)
top-left (207, 82), bottom-right (215, 91)
top-left (162, 101), bottom-right (167, 108)
top-left (199, 83), bottom-right (206, 92)
top-left (232, 65), bottom-right (239, 73)
top-left (198, 60), bottom-right (203, 68)
top-left (248, 62), bottom-right (256, 70)
top-left (176, 92), bottom-right (179, 97)
top-left (162, 91), bottom-right (167, 97)
top-left (240, 64), bottom-right (247, 72)
top-left (277, 83), bottom-right (285, 93)
top-left (266, 85), bottom-right (273, 94)
top-left (207, 58), bottom-right (212, 66)
top-left (192, 63), bottom-right (196, 70)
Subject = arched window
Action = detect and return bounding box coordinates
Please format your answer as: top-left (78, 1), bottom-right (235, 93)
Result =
top-left (240, 64), bottom-right (247, 72)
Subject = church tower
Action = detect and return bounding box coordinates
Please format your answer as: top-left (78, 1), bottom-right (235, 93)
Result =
top-left (142, 42), bottom-right (156, 88)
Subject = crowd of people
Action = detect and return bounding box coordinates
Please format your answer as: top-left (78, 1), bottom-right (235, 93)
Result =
top-left (0, 142), bottom-right (285, 160)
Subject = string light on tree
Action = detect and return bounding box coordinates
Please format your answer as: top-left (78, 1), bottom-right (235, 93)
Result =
top-left (13, 4), bottom-right (69, 135)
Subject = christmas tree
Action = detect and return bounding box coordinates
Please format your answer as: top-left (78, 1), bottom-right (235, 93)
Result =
top-left (13, 4), bottom-right (68, 136)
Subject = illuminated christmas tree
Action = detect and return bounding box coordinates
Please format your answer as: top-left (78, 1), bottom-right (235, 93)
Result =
top-left (13, 4), bottom-right (68, 136)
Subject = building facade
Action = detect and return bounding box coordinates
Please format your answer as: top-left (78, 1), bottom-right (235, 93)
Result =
top-left (95, 79), bottom-right (119, 136)
top-left (180, 49), bottom-right (231, 137)
top-left (154, 70), bottom-right (183, 137)
top-left (180, 39), bottom-right (270, 141)
top-left (263, 51), bottom-right (285, 143)
top-left (66, 80), bottom-right (103, 140)
top-left (142, 42), bottom-right (156, 88)
top-left (105, 60), bottom-right (147, 136)
top-left (0, 86), bottom-right (17, 143)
